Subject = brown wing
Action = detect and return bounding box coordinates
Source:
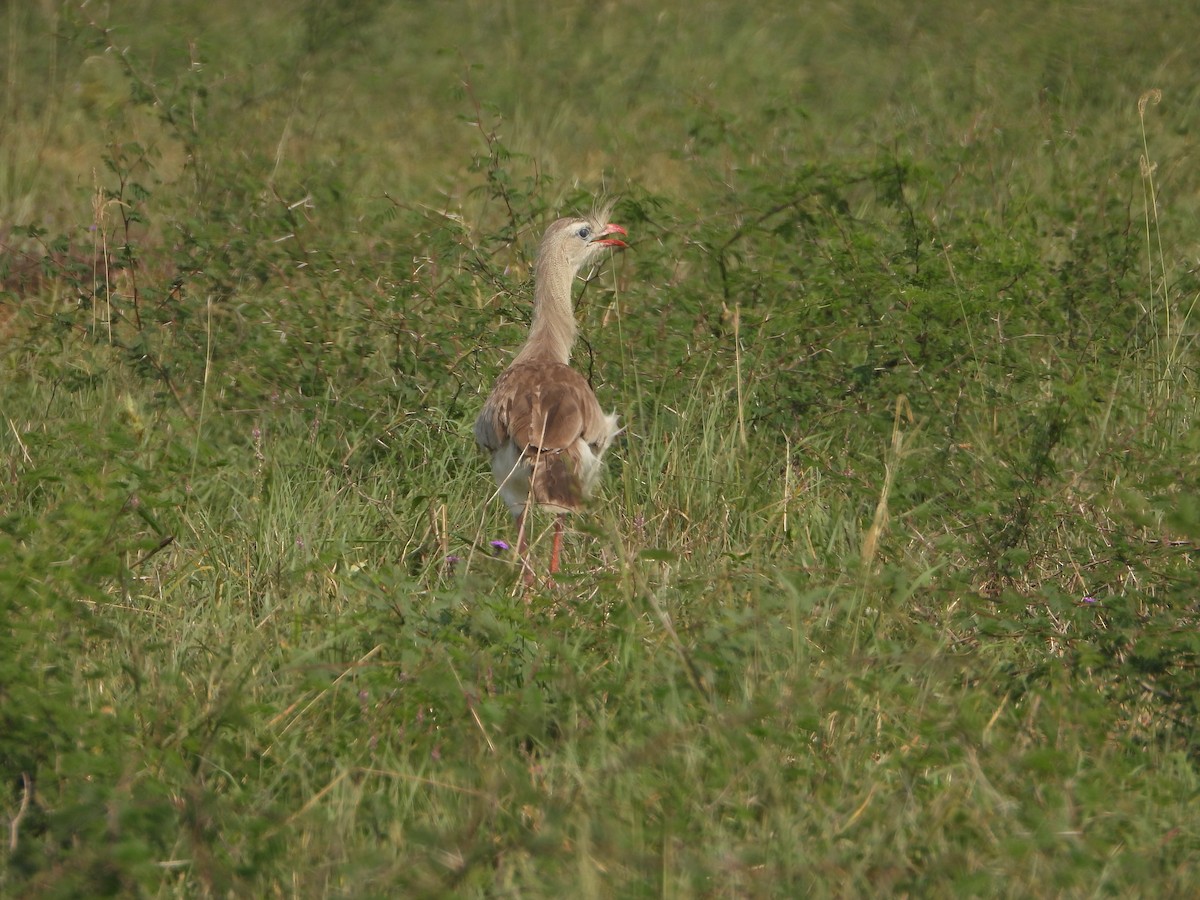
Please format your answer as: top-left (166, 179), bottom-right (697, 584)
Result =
top-left (483, 362), bottom-right (601, 452)
top-left (476, 361), bottom-right (608, 512)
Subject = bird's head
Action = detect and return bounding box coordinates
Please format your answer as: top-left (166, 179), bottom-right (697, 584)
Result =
top-left (539, 206), bottom-right (628, 274)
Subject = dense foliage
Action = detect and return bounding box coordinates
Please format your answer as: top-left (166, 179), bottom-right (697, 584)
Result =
top-left (2, 2), bottom-right (1198, 895)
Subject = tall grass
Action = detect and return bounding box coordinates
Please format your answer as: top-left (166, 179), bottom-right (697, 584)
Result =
top-left (3, 2), bottom-right (1200, 896)
top-left (1137, 88), bottom-right (1199, 419)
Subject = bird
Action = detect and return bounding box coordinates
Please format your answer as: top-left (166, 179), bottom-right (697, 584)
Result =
top-left (474, 207), bottom-right (627, 588)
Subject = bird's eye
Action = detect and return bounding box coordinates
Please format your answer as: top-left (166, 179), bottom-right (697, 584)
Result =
top-left (577, 225), bottom-right (592, 240)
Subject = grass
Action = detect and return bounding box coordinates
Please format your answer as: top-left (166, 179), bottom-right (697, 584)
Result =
top-left (3, 1), bottom-right (1200, 896)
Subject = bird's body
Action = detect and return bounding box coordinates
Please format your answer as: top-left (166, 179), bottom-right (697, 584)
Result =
top-left (474, 210), bottom-right (627, 585)
top-left (475, 361), bottom-right (620, 516)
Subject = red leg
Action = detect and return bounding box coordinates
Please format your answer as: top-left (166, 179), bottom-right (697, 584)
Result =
top-left (549, 515), bottom-right (564, 576)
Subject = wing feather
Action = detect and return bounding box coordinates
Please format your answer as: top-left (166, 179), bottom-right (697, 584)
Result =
top-left (477, 361), bottom-right (619, 514)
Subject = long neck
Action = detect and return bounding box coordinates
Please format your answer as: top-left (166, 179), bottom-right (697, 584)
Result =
top-left (513, 249), bottom-right (577, 365)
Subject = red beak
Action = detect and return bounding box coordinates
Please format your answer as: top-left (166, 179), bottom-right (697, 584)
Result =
top-left (596, 223), bottom-right (628, 248)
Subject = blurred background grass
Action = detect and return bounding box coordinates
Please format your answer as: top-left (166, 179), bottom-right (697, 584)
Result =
top-left (2, 1), bottom-right (1199, 896)
top-left (6, 1), bottom-right (1199, 222)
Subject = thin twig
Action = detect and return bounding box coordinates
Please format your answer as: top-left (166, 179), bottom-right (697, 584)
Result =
top-left (265, 645), bottom-right (384, 749)
top-left (9, 772), bottom-right (31, 851)
top-left (7, 418), bottom-right (31, 464)
top-left (446, 654), bottom-right (497, 754)
top-left (133, 534), bottom-right (175, 568)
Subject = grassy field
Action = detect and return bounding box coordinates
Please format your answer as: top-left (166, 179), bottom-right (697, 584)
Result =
top-left (3, 1), bottom-right (1200, 896)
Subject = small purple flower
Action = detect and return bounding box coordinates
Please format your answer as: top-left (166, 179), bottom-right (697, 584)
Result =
top-left (445, 555), bottom-right (461, 565)
top-left (489, 540), bottom-right (510, 554)
top-left (1082, 596), bottom-right (1098, 604)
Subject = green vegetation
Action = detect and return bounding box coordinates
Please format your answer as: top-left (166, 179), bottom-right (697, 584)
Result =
top-left (3, 1), bottom-right (1199, 895)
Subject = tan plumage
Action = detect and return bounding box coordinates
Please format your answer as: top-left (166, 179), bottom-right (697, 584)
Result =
top-left (475, 208), bottom-right (627, 585)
